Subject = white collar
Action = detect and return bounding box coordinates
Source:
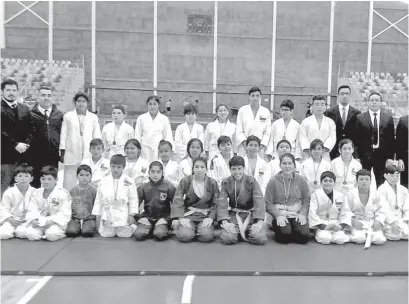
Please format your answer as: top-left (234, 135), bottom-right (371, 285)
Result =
top-left (4, 99), bottom-right (17, 108)
top-left (369, 109), bottom-right (381, 117)
top-left (338, 103), bottom-right (349, 112)
top-left (38, 105), bottom-right (52, 115)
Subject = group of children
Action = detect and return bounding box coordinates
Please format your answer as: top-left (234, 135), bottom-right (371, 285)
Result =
top-left (0, 96), bottom-right (407, 247)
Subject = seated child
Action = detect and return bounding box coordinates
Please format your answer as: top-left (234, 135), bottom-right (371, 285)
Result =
top-left (135, 161), bottom-right (176, 241)
top-left (25, 166), bottom-right (72, 241)
top-left (92, 154), bottom-right (139, 238)
top-left (217, 156), bottom-right (267, 245)
top-left (378, 165), bottom-right (409, 240)
top-left (208, 135), bottom-right (233, 189)
top-left (299, 139), bottom-right (332, 194)
top-left (339, 169), bottom-right (387, 245)
top-left (158, 140), bottom-right (179, 188)
top-left (242, 135), bottom-right (271, 195)
top-left (81, 138), bottom-right (111, 188)
top-left (267, 139), bottom-right (300, 177)
top-left (308, 171), bottom-right (349, 245)
top-left (124, 139), bottom-right (149, 189)
top-left (0, 164), bottom-right (36, 239)
top-left (171, 157), bottom-right (219, 243)
top-left (178, 138), bottom-right (204, 181)
top-left (66, 165), bottom-right (98, 237)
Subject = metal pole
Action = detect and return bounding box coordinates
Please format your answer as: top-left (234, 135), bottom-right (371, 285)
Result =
top-left (270, 1), bottom-right (277, 110)
top-left (153, 1), bottom-right (158, 95)
top-left (212, 1), bottom-right (218, 112)
top-left (0, 0), bottom-right (5, 48)
top-left (91, 0), bottom-right (96, 111)
top-left (48, 0), bottom-right (53, 61)
top-left (327, 1), bottom-right (335, 107)
top-left (367, 1), bottom-right (374, 74)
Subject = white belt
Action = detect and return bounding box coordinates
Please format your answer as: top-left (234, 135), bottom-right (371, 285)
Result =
top-left (184, 207), bottom-right (210, 217)
top-left (230, 208), bottom-right (252, 241)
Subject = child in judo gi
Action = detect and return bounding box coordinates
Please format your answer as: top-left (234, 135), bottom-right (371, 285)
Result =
top-left (174, 104), bottom-right (205, 162)
top-left (123, 139), bottom-right (149, 189)
top-left (171, 157), bottom-right (220, 243)
top-left (339, 169), bottom-right (387, 245)
top-left (102, 105), bottom-right (134, 159)
top-left (158, 140), bottom-right (179, 188)
top-left (178, 138), bottom-right (204, 181)
top-left (299, 139), bottom-right (332, 194)
top-left (378, 164), bottom-right (409, 240)
top-left (92, 154), bottom-right (138, 238)
top-left (208, 135), bottom-right (233, 189)
top-left (308, 171), bottom-right (350, 244)
top-left (266, 139), bottom-right (301, 177)
top-left (0, 164), bottom-right (36, 239)
top-left (66, 165), bottom-right (98, 237)
top-left (25, 166), bottom-right (72, 241)
top-left (134, 161), bottom-right (176, 241)
top-left (81, 138), bottom-right (110, 188)
top-left (217, 156), bottom-right (267, 245)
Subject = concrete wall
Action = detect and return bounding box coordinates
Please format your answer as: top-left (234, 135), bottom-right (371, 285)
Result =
top-left (3, 1), bottom-right (408, 121)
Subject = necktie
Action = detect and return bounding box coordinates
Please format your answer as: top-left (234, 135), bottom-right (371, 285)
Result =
top-left (45, 109), bottom-right (48, 117)
top-left (11, 104), bottom-right (18, 117)
top-left (373, 113), bottom-right (378, 146)
top-left (342, 107), bottom-right (347, 126)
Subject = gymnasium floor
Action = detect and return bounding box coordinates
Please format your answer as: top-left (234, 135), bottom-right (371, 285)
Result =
top-left (1, 234), bottom-right (408, 304)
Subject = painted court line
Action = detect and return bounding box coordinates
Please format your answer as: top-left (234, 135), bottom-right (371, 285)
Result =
top-left (17, 276), bottom-right (53, 304)
top-left (181, 275), bottom-right (195, 304)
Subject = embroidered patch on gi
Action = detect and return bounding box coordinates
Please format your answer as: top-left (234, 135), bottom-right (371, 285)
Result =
top-left (259, 116), bottom-right (266, 122)
top-left (259, 169), bottom-right (264, 175)
top-left (141, 167), bottom-right (147, 173)
top-left (101, 164), bottom-right (108, 171)
top-left (351, 168), bottom-right (357, 175)
top-left (335, 201), bottom-right (343, 209)
top-left (123, 179), bottom-right (132, 186)
top-left (160, 192), bottom-right (167, 200)
top-left (51, 198), bottom-right (59, 207)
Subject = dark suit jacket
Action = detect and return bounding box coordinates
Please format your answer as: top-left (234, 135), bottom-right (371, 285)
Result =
top-left (324, 104), bottom-right (361, 159)
top-left (395, 115), bottom-right (408, 162)
top-left (355, 111), bottom-right (395, 160)
top-left (1, 99), bottom-right (35, 164)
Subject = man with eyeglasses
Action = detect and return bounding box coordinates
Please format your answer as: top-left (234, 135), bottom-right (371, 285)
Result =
top-left (324, 85), bottom-right (361, 159)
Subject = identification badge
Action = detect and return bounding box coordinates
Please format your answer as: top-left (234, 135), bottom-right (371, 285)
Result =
top-left (160, 192), bottom-right (167, 200)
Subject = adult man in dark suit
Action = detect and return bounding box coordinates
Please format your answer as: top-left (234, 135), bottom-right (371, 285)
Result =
top-left (29, 85), bottom-right (64, 188)
top-left (395, 115), bottom-right (408, 188)
top-left (1, 79), bottom-right (34, 194)
top-left (324, 85), bottom-right (361, 159)
top-left (355, 92), bottom-right (395, 187)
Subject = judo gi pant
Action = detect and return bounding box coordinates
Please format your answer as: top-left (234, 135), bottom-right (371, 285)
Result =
top-left (273, 218), bottom-right (309, 244)
top-left (135, 219), bottom-right (169, 241)
top-left (66, 218), bottom-right (97, 237)
top-left (26, 224), bottom-right (66, 241)
top-left (0, 221), bottom-right (29, 240)
top-left (98, 221), bottom-right (135, 238)
top-left (63, 163), bottom-right (80, 191)
top-left (1, 164), bottom-right (15, 196)
top-left (349, 228), bottom-right (386, 245)
top-left (383, 220), bottom-right (408, 241)
top-left (314, 229), bottom-right (350, 245)
top-left (220, 212), bottom-right (267, 245)
top-left (176, 219), bottom-right (214, 243)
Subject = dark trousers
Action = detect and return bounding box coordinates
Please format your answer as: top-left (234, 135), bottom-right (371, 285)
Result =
top-left (273, 218), bottom-right (309, 244)
top-left (361, 149), bottom-right (387, 187)
top-left (1, 164), bottom-right (16, 196)
top-left (66, 218), bottom-right (96, 237)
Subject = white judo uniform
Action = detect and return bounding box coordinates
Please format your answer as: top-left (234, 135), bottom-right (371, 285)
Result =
top-left (243, 155), bottom-right (271, 195)
top-left (204, 120), bottom-right (237, 161)
top-left (378, 181), bottom-right (409, 240)
top-left (308, 188), bottom-right (349, 244)
top-left (331, 157), bottom-right (362, 194)
top-left (235, 104), bottom-right (271, 157)
top-left (266, 118), bottom-right (301, 159)
top-left (81, 157), bottom-right (111, 187)
top-left (25, 187), bottom-right (72, 241)
top-left (299, 158), bottom-right (332, 194)
top-left (0, 186), bottom-right (37, 239)
top-left (92, 174), bottom-right (139, 238)
top-left (159, 159), bottom-right (180, 188)
top-left (174, 122), bottom-right (205, 162)
top-left (339, 188), bottom-right (387, 245)
top-left (178, 158), bottom-right (193, 182)
top-left (102, 121), bottom-right (134, 159)
top-left (134, 112), bottom-right (174, 162)
top-left (298, 115), bottom-right (336, 162)
top-left (124, 158), bottom-right (150, 189)
top-left (208, 153), bottom-right (231, 189)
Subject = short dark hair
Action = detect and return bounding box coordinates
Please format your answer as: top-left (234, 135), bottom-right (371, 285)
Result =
top-left (356, 169), bottom-right (371, 180)
top-left (338, 138), bottom-right (354, 150)
top-left (312, 95), bottom-right (326, 103)
top-left (112, 105), bottom-right (126, 114)
top-left (368, 92), bottom-right (381, 100)
top-left (146, 95), bottom-right (160, 104)
top-left (217, 135), bottom-right (232, 147)
top-left (320, 171), bottom-right (336, 182)
top-left (384, 164), bottom-right (399, 175)
top-left (183, 104), bottom-right (198, 115)
top-left (248, 86), bottom-right (261, 95)
top-left (149, 161), bottom-right (163, 172)
top-left (124, 139), bottom-right (141, 151)
top-left (280, 99), bottom-right (294, 110)
top-left (337, 85), bottom-right (351, 94)
top-left (246, 135), bottom-right (261, 146)
top-left (77, 164), bottom-right (92, 176)
top-left (310, 138), bottom-right (324, 150)
top-left (13, 163), bottom-right (34, 177)
top-left (90, 138), bottom-right (104, 148)
top-left (229, 156), bottom-right (245, 168)
top-left (110, 154), bottom-right (126, 166)
top-left (158, 140), bottom-right (173, 151)
top-left (279, 152), bottom-right (296, 166)
top-left (1, 79), bottom-right (18, 91)
top-left (215, 104), bottom-right (229, 113)
top-left (276, 139), bottom-right (292, 150)
top-left (73, 92), bottom-right (90, 103)
top-left (38, 85), bottom-right (53, 92)
top-left (40, 165), bottom-right (58, 179)
top-left (187, 138), bottom-right (204, 157)
top-left (192, 156), bottom-right (208, 170)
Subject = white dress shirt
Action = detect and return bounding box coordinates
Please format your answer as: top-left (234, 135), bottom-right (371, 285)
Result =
top-left (37, 105), bottom-right (52, 117)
